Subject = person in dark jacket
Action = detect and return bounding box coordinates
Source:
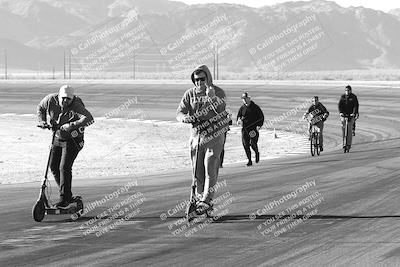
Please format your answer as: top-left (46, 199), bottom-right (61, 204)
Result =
top-left (220, 113), bottom-right (232, 168)
top-left (338, 85), bottom-right (359, 149)
top-left (237, 92), bottom-right (264, 166)
top-left (37, 85), bottom-right (94, 208)
top-left (302, 96), bottom-right (329, 151)
top-left (343, 85), bottom-right (359, 136)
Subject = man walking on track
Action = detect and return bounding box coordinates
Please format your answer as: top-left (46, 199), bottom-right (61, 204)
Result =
top-left (237, 92), bottom-right (264, 166)
top-left (176, 65), bottom-right (229, 213)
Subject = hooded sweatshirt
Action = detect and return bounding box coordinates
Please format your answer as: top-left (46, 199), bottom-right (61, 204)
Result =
top-left (37, 93), bottom-right (94, 140)
top-left (176, 65), bottom-right (229, 148)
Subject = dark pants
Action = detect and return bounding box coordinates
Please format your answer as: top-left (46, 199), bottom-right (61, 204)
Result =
top-left (242, 128), bottom-right (259, 161)
top-left (220, 132), bottom-right (227, 166)
top-left (49, 136), bottom-right (83, 202)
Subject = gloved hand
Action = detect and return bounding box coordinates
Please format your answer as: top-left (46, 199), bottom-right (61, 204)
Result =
top-left (206, 84), bottom-right (216, 98)
top-left (237, 118), bottom-right (242, 126)
top-left (37, 121), bottom-right (50, 129)
top-left (60, 123), bottom-right (73, 132)
top-left (182, 115), bottom-right (196, 124)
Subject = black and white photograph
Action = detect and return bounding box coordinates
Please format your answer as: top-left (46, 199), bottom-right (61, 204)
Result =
top-left (1, 0), bottom-right (400, 265)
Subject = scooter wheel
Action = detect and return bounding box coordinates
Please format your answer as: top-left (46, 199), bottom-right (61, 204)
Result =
top-left (206, 209), bottom-right (213, 218)
top-left (186, 200), bottom-right (197, 222)
top-left (32, 201), bottom-right (45, 222)
top-left (72, 200), bottom-right (84, 220)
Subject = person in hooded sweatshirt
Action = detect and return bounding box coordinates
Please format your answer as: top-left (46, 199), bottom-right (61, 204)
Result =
top-left (37, 85), bottom-right (94, 208)
top-left (176, 65), bottom-right (229, 213)
top-left (237, 92), bottom-right (264, 166)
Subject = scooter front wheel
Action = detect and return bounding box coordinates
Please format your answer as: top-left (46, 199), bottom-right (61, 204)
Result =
top-left (32, 200), bottom-right (45, 222)
top-left (186, 200), bottom-right (197, 222)
top-left (74, 199), bottom-right (84, 219)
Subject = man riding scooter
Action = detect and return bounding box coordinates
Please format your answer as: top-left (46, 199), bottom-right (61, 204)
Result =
top-left (37, 85), bottom-right (94, 208)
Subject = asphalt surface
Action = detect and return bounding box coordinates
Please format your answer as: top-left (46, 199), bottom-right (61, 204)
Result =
top-left (1, 82), bottom-right (400, 266)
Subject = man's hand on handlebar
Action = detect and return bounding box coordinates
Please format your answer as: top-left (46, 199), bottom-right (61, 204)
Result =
top-left (37, 122), bottom-right (58, 130)
top-left (60, 123), bottom-right (73, 132)
top-left (37, 122), bottom-right (51, 129)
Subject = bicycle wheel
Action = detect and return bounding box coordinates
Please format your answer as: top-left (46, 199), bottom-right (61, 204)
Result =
top-left (342, 118), bottom-right (347, 152)
top-left (316, 132), bottom-right (320, 156)
top-left (310, 132), bottom-right (315, 156)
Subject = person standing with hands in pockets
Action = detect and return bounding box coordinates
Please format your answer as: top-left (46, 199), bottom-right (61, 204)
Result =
top-left (237, 92), bottom-right (264, 166)
top-left (177, 65), bottom-right (229, 214)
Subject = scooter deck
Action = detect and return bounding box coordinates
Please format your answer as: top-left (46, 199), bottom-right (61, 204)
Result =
top-left (45, 196), bottom-right (83, 215)
top-left (45, 204), bottom-right (79, 215)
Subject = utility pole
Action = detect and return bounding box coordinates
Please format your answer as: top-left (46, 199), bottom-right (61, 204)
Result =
top-left (213, 45), bottom-right (216, 79)
top-left (133, 52), bottom-right (136, 80)
top-left (216, 44), bottom-right (219, 80)
top-left (63, 51), bottom-right (66, 79)
top-left (4, 49), bottom-right (7, 80)
top-left (68, 50), bottom-right (71, 79)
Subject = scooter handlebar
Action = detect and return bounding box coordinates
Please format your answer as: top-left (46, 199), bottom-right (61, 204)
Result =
top-left (340, 113), bottom-right (355, 118)
top-left (37, 124), bottom-right (58, 130)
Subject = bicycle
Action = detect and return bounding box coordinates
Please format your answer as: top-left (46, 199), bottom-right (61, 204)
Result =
top-left (309, 123), bottom-right (321, 156)
top-left (341, 114), bottom-right (355, 153)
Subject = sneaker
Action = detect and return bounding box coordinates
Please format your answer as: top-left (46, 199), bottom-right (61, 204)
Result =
top-left (55, 199), bottom-right (73, 209)
top-left (255, 152), bottom-right (260, 163)
top-left (196, 201), bottom-right (212, 215)
top-left (246, 161), bottom-right (253, 166)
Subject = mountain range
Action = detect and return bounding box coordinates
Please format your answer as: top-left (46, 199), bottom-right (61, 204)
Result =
top-left (0, 0), bottom-right (400, 77)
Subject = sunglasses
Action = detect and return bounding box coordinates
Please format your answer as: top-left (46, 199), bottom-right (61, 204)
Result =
top-left (194, 77), bottom-right (206, 82)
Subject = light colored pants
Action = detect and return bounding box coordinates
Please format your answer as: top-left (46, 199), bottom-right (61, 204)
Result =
top-left (341, 117), bottom-right (354, 147)
top-left (309, 121), bottom-right (324, 146)
top-left (190, 136), bottom-right (224, 203)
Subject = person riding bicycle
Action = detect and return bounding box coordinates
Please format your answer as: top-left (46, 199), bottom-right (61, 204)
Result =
top-left (338, 85), bottom-right (359, 150)
top-left (342, 85), bottom-right (359, 135)
top-left (302, 96), bottom-right (329, 151)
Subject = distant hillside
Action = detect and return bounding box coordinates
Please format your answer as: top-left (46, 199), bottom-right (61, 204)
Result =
top-left (1, 0), bottom-right (400, 77)
top-left (389, 8), bottom-right (400, 19)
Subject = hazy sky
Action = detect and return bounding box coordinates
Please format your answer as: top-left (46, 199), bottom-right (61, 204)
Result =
top-left (176, 0), bottom-right (399, 12)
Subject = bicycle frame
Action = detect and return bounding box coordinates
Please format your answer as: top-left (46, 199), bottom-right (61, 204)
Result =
top-left (342, 115), bottom-right (354, 153)
top-left (310, 124), bottom-right (320, 156)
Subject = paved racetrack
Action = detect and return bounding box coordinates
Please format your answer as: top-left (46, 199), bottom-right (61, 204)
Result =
top-left (1, 81), bottom-right (400, 266)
